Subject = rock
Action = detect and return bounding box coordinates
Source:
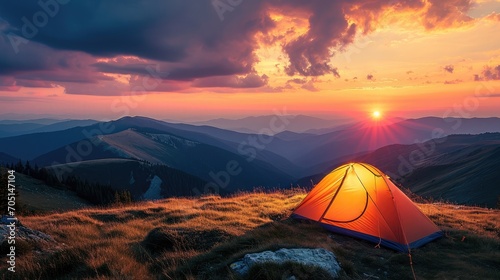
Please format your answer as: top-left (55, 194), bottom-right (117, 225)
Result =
top-left (19, 226), bottom-right (54, 242)
top-left (230, 248), bottom-right (341, 279)
top-left (0, 224), bottom-right (54, 244)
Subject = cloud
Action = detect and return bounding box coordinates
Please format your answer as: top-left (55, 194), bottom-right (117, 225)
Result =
top-left (0, 76), bottom-right (19, 91)
top-left (0, 1), bottom-right (271, 83)
top-left (486, 93), bottom-right (500, 98)
top-left (367, 74), bottom-right (374, 80)
top-left (444, 65), bottom-right (454, 73)
top-left (444, 79), bottom-right (462, 84)
top-left (0, 74), bottom-right (54, 90)
top-left (61, 81), bottom-right (125, 96)
top-left (301, 79), bottom-right (319, 92)
top-left (0, 0), bottom-right (478, 95)
top-left (420, 1), bottom-right (473, 29)
top-left (0, 35), bottom-right (114, 88)
top-left (15, 79), bottom-right (55, 88)
top-left (0, 95), bottom-right (45, 102)
top-left (192, 73), bottom-right (269, 88)
top-left (484, 12), bottom-right (500, 22)
top-left (287, 78), bottom-right (307, 84)
top-left (474, 65), bottom-right (500, 81)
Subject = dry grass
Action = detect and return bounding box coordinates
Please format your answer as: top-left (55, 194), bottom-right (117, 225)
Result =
top-left (418, 203), bottom-right (500, 239)
top-left (0, 189), bottom-right (498, 279)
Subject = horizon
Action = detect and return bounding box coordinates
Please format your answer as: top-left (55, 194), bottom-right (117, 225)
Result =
top-left (2, 113), bottom-right (500, 124)
top-left (0, 1), bottom-right (499, 121)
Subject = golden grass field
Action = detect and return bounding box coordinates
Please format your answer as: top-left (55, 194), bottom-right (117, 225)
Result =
top-left (1, 189), bottom-right (499, 279)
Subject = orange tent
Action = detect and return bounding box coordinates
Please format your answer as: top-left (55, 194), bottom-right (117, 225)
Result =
top-left (293, 163), bottom-right (442, 252)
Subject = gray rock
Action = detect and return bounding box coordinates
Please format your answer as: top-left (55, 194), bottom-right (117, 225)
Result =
top-left (230, 248), bottom-right (341, 278)
top-left (0, 224), bottom-right (54, 244)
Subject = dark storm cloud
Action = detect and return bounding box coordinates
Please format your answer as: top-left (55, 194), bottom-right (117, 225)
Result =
top-left (16, 79), bottom-right (55, 88)
top-left (0, 0), bottom-right (476, 94)
top-left (0, 1), bottom-right (206, 61)
top-left (0, 34), bottom-right (112, 84)
top-left (0, 0), bottom-right (271, 82)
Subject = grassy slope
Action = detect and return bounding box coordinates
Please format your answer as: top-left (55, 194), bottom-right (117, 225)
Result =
top-left (1, 190), bottom-right (499, 280)
top-left (16, 172), bottom-right (92, 213)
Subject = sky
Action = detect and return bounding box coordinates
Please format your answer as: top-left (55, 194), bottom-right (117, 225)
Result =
top-left (0, 0), bottom-right (499, 121)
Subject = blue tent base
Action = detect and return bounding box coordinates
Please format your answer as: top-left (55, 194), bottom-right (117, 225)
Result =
top-left (292, 213), bottom-right (443, 252)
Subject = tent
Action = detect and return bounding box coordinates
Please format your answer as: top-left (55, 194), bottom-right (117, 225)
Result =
top-left (292, 163), bottom-right (442, 252)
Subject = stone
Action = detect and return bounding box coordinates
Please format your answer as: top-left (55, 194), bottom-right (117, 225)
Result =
top-left (0, 225), bottom-right (54, 244)
top-left (230, 248), bottom-right (341, 278)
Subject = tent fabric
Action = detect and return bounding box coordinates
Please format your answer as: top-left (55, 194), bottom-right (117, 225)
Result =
top-left (292, 163), bottom-right (442, 252)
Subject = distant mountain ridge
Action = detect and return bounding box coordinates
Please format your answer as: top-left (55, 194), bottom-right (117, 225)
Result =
top-left (289, 116), bottom-right (500, 171)
top-left (189, 115), bottom-right (351, 134)
top-left (0, 118), bottom-right (66, 125)
top-left (0, 119), bottom-right (98, 138)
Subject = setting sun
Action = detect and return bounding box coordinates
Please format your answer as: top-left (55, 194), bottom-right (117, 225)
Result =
top-left (372, 111), bottom-right (382, 120)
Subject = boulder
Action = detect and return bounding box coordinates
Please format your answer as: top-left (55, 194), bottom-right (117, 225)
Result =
top-left (230, 248), bottom-right (341, 278)
top-left (0, 224), bottom-right (54, 244)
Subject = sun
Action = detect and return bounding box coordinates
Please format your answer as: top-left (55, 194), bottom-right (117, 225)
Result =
top-left (372, 111), bottom-right (382, 120)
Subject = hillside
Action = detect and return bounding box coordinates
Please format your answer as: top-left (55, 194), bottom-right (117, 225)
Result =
top-left (36, 129), bottom-right (293, 190)
top-left (0, 152), bottom-right (19, 165)
top-left (45, 158), bottom-right (210, 199)
top-left (15, 172), bottom-right (92, 213)
top-left (1, 190), bottom-right (498, 279)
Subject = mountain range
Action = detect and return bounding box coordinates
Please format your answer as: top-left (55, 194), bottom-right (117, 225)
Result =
top-left (188, 115), bottom-right (351, 134)
top-left (1, 115), bottom-right (499, 206)
top-left (0, 119), bottom-right (98, 138)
